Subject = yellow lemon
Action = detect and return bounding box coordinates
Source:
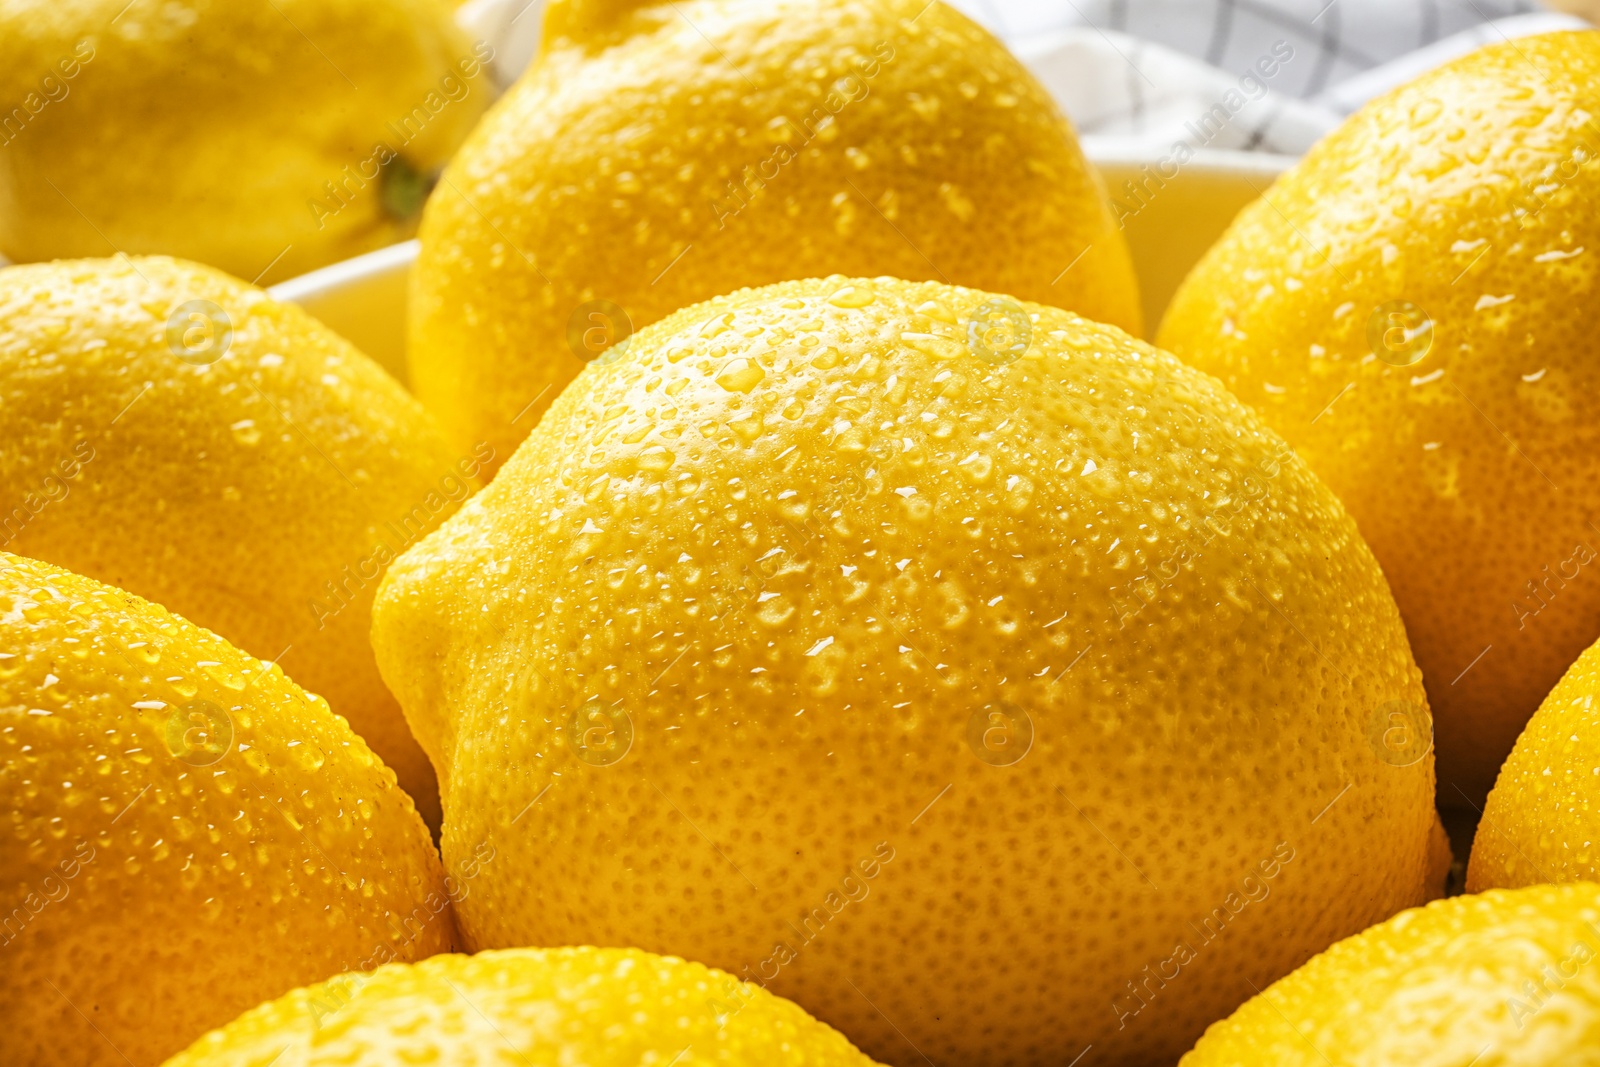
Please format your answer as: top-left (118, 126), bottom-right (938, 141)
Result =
top-left (373, 276), bottom-right (1440, 1066)
top-left (162, 946), bottom-right (881, 1067)
top-left (408, 0), bottom-right (1139, 471)
top-left (0, 0), bottom-right (491, 284)
top-left (1157, 30), bottom-right (1600, 805)
top-left (1181, 883), bottom-right (1600, 1065)
top-left (0, 552), bottom-right (454, 1067)
top-left (1469, 636), bottom-right (1600, 890)
top-left (0, 256), bottom-right (483, 826)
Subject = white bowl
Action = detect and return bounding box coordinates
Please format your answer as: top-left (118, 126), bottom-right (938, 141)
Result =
top-left (1091, 145), bottom-right (1293, 333)
top-left (268, 147), bottom-right (1293, 386)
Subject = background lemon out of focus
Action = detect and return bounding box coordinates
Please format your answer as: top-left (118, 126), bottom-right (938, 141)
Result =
top-left (282, 0), bottom-right (1594, 364)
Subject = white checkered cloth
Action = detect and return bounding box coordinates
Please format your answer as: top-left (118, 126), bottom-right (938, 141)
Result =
top-left (462, 0), bottom-right (1590, 157)
top-left (979, 1), bottom-right (1589, 154)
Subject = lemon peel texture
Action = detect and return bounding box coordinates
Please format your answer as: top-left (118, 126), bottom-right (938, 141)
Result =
top-left (375, 275), bottom-right (1438, 1066)
top-left (0, 551), bottom-right (454, 1067)
top-left (162, 946), bottom-right (883, 1067)
top-left (1158, 30), bottom-right (1600, 804)
top-left (0, 255), bottom-right (479, 825)
top-left (409, 0), bottom-right (1139, 470)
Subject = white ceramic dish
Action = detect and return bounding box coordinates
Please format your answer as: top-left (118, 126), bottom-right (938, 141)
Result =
top-left (268, 147), bottom-right (1294, 386)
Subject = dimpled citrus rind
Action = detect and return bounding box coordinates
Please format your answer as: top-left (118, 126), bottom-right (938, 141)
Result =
top-left (1181, 883), bottom-right (1600, 1066)
top-left (161, 946), bottom-right (883, 1067)
top-left (0, 0), bottom-right (488, 282)
top-left (0, 255), bottom-right (481, 825)
top-left (409, 0), bottom-right (1138, 467)
top-left (375, 275), bottom-right (1436, 1066)
top-left (0, 552), bottom-right (453, 1067)
top-left (1470, 637), bottom-right (1600, 890)
top-left (1156, 30), bottom-right (1600, 803)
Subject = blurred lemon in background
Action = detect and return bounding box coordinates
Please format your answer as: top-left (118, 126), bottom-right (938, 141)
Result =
top-left (0, 0), bottom-right (491, 284)
top-left (1158, 30), bottom-right (1600, 806)
top-left (408, 0), bottom-right (1139, 471)
top-left (1470, 636), bottom-right (1600, 891)
top-left (0, 552), bottom-right (453, 1067)
top-left (375, 276), bottom-right (1440, 1066)
top-left (0, 256), bottom-right (479, 826)
top-left (1181, 883), bottom-right (1600, 1065)
top-left (163, 946), bottom-right (881, 1067)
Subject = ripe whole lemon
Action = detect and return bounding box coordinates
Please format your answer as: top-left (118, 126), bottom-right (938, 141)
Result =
top-left (162, 946), bottom-right (882, 1067)
top-left (0, 0), bottom-right (491, 284)
top-left (0, 552), bottom-right (454, 1067)
top-left (1469, 636), bottom-right (1600, 891)
top-left (0, 256), bottom-right (482, 826)
top-left (408, 0), bottom-right (1139, 470)
top-left (1180, 883), bottom-right (1600, 1065)
top-left (373, 276), bottom-right (1441, 1066)
top-left (1157, 30), bottom-right (1600, 805)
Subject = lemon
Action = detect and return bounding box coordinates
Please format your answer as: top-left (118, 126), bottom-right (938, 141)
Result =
top-left (162, 946), bottom-right (881, 1067)
top-left (1469, 636), bottom-right (1600, 891)
top-left (1181, 882), bottom-right (1600, 1065)
top-left (0, 256), bottom-right (481, 826)
top-left (408, 0), bottom-right (1139, 472)
top-left (0, 0), bottom-right (490, 284)
top-left (0, 552), bottom-right (454, 1067)
top-left (1157, 30), bottom-right (1600, 805)
top-left (373, 276), bottom-right (1440, 1065)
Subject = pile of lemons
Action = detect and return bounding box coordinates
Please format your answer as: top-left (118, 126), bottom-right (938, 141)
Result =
top-left (3, 1), bottom-right (1600, 1065)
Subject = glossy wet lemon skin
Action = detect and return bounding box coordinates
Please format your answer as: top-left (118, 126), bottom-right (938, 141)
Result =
top-left (162, 946), bottom-right (882, 1067)
top-left (376, 276), bottom-right (1437, 1066)
top-left (1181, 883), bottom-right (1600, 1065)
top-left (1471, 637), bottom-right (1600, 891)
top-left (409, 0), bottom-right (1139, 470)
top-left (1159, 30), bottom-right (1600, 805)
top-left (0, 552), bottom-right (453, 1067)
top-left (0, 255), bottom-right (477, 825)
